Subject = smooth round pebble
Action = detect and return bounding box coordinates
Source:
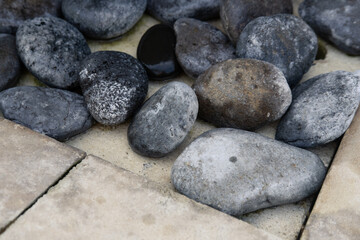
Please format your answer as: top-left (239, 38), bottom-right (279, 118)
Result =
top-left (79, 51), bottom-right (148, 125)
top-left (174, 18), bottom-right (236, 79)
top-left (237, 14), bottom-right (318, 87)
top-left (220, 0), bottom-right (293, 43)
top-left (137, 24), bottom-right (181, 80)
top-left (0, 34), bottom-right (21, 91)
top-left (62, 0), bottom-right (147, 40)
top-left (0, 86), bottom-right (92, 141)
top-left (276, 71), bottom-right (360, 148)
top-left (128, 82), bottom-right (198, 158)
top-left (172, 128), bottom-right (326, 215)
top-left (299, 0), bottom-right (360, 55)
top-left (147, 0), bottom-right (220, 25)
top-left (16, 16), bottom-right (91, 89)
top-left (193, 59), bottom-right (292, 130)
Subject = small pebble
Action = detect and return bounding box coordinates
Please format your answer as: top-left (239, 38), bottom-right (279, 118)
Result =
top-left (299, 0), bottom-right (360, 55)
top-left (172, 128), bottom-right (326, 215)
top-left (276, 71), bottom-right (360, 148)
top-left (237, 14), bottom-right (318, 87)
top-left (128, 82), bottom-right (198, 158)
top-left (79, 51), bottom-right (148, 125)
top-left (0, 34), bottom-right (21, 91)
top-left (174, 18), bottom-right (236, 79)
top-left (147, 0), bottom-right (220, 25)
top-left (0, 86), bottom-right (92, 141)
top-left (62, 0), bottom-right (147, 40)
top-left (137, 24), bottom-right (181, 80)
top-left (193, 59), bottom-right (292, 130)
top-left (220, 0), bottom-right (293, 43)
top-left (16, 16), bottom-right (91, 89)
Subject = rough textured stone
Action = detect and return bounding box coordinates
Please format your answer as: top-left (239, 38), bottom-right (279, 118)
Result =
top-left (62, 0), bottom-right (146, 40)
top-left (172, 128), bottom-right (326, 216)
top-left (0, 86), bottom-right (93, 141)
top-left (236, 14), bottom-right (318, 87)
top-left (16, 16), bottom-right (91, 89)
top-left (147, 0), bottom-right (220, 25)
top-left (128, 82), bottom-right (198, 158)
top-left (79, 51), bottom-right (148, 125)
top-left (276, 71), bottom-right (360, 148)
top-left (174, 18), bottom-right (236, 79)
top-left (193, 59), bottom-right (292, 130)
top-left (0, 118), bottom-right (85, 232)
top-left (220, 0), bottom-right (293, 43)
top-left (0, 0), bottom-right (62, 34)
top-left (299, 0), bottom-right (360, 56)
top-left (0, 34), bottom-right (21, 91)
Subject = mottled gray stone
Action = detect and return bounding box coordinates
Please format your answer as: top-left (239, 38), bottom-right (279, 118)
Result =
top-left (299, 0), bottom-right (360, 56)
top-left (79, 51), bottom-right (148, 125)
top-left (0, 86), bottom-right (93, 141)
top-left (0, 34), bottom-right (21, 91)
top-left (172, 128), bottom-right (326, 216)
top-left (62, 0), bottom-right (147, 40)
top-left (276, 71), bottom-right (360, 148)
top-left (220, 0), bottom-right (293, 43)
top-left (193, 59), bottom-right (292, 130)
top-left (147, 0), bottom-right (220, 25)
top-left (236, 14), bottom-right (318, 87)
top-left (128, 81), bottom-right (198, 158)
top-left (174, 18), bottom-right (236, 79)
top-left (16, 16), bottom-right (91, 89)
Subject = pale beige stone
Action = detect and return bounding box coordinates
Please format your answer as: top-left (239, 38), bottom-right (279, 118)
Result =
top-left (0, 119), bottom-right (85, 232)
top-left (1, 155), bottom-right (280, 240)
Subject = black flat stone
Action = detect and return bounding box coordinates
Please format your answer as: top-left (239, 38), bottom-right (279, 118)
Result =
top-left (137, 24), bottom-right (181, 81)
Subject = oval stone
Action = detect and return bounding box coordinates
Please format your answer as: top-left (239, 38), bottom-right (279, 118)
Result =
top-left (236, 14), bottom-right (318, 87)
top-left (62, 0), bottom-right (147, 40)
top-left (193, 59), bottom-right (292, 130)
top-left (0, 86), bottom-right (92, 141)
top-left (276, 71), bottom-right (360, 148)
top-left (128, 82), bottom-right (198, 158)
top-left (79, 51), bottom-right (148, 125)
top-left (0, 34), bottom-right (21, 91)
top-left (174, 18), bottom-right (236, 79)
top-left (172, 128), bottom-right (326, 215)
top-left (220, 0), bottom-right (293, 43)
top-left (16, 16), bottom-right (91, 89)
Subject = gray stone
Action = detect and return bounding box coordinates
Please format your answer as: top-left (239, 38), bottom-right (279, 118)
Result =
top-left (79, 51), bottom-right (148, 125)
top-left (147, 0), bottom-right (220, 25)
top-left (174, 18), bottom-right (236, 79)
top-left (128, 81), bottom-right (198, 158)
top-left (236, 14), bottom-right (318, 87)
top-left (16, 16), bottom-right (91, 89)
top-left (0, 86), bottom-right (93, 141)
top-left (62, 0), bottom-right (147, 40)
top-left (299, 0), bottom-right (360, 56)
top-left (171, 128), bottom-right (326, 216)
top-left (193, 59), bottom-right (292, 130)
top-left (276, 71), bottom-right (360, 148)
top-left (0, 34), bottom-right (21, 91)
top-left (220, 0), bottom-right (293, 43)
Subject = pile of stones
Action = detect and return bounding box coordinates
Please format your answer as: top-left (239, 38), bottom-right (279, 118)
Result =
top-left (0, 0), bottom-right (359, 216)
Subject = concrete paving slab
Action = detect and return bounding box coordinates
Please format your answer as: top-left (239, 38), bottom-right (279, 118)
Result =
top-left (1, 155), bottom-right (280, 240)
top-left (0, 118), bottom-right (86, 232)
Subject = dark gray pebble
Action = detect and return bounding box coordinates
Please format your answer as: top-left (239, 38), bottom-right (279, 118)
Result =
top-left (79, 51), bottom-right (148, 125)
top-left (276, 71), bottom-right (360, 148)
top-left (128, 82), bottom-right (198, 158)
top-left (236, 14), bottom-right (318, 87)
top-left (16, 16), bottom-right (91, 89)
top-left (0, 86), bottom-right (92, 141)
top-left (62, 0), bottom-right (147, 40)
top-left (174, 18), bottom-right (236, 79)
